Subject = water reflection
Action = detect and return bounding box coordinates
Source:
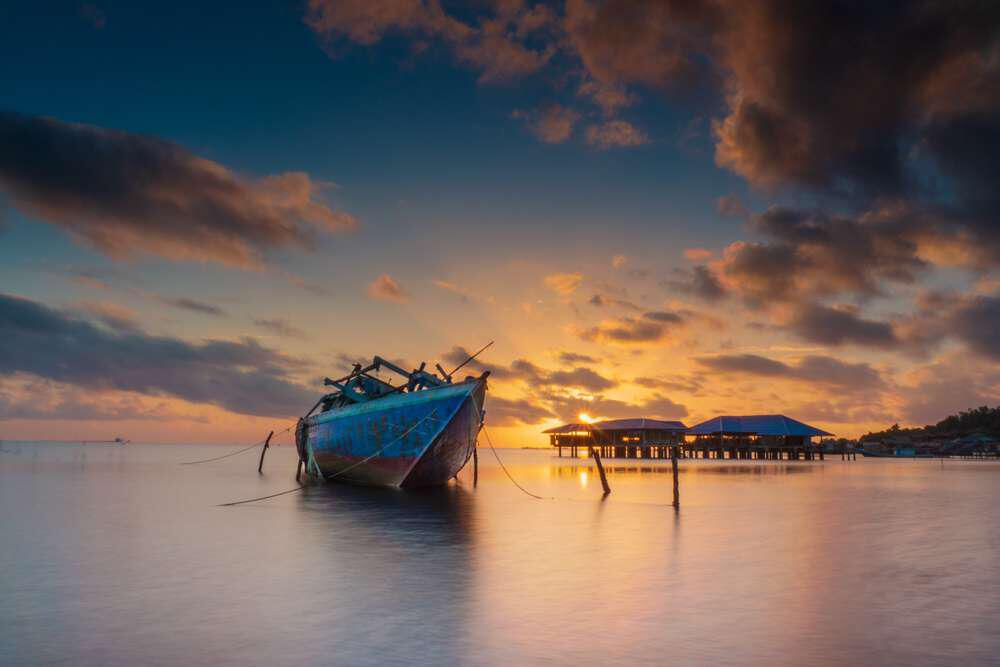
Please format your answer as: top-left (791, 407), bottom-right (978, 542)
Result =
top-left (289, 483), bottom-right (479, 665)
top-left (2, 445), bottom-right (999, 666)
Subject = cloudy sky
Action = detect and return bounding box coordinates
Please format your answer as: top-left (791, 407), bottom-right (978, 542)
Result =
top-left (1, 1), bottom-right (998, 444)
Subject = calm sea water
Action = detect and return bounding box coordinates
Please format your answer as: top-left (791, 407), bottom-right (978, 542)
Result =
top-left (1, 442), bottom-right (998, 666)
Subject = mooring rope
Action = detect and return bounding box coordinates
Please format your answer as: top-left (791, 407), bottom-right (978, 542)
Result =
top-left (219, 411), bottom-right (438, 507)
top-left (482, 425), bottom-right (549, 500)
top-left (179, 425), bottom-right (294, 465)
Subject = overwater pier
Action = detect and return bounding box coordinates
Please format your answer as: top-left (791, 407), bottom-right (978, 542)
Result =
top-left (546, 415), bottom-right (835, 461)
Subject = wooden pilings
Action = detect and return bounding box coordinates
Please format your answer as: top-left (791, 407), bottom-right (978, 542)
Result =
top-left (473, 447), bottom-right (478, 487)
top-left (553, 443), bottom-right (833, 461)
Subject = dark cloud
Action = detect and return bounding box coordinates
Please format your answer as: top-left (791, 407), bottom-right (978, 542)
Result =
top-left (441, 346), bottom-right (616, 391)
top-left (252, 317), bottom-right (308, 340)
top-left (711, 1), bottom-right (1000, 197)
top-left (922, 114), bottom-right (1000, 267)
top-left (662, 265), bottom-right (727, 302)
top-left (578, 310), bottom-right (684, 345)
top-left (556, 351), bottom-right (599, 365)
top-left (643, 310), bottom-right (682, 323)
top-left (888, 290), bottom-right (1000, 360)
top-left (712, 204), bottom-right (969, 309)
top-left (0, 293), bottom-right (313, 418)
top-left (788, 304), bottom-right (897, 348)
top-left (0, 112), bottom-right (355, 267)
top-left (283, 272), bottom-right (334, 297)
top-left (76, 300), bottom-right (141, 333)
top-left (160, 297), bottom-right (227, 317)
top-left (441, 345), bottom-right (516, 380)
top-left (588, 293), bottom-right (643, 311)
top-left (485, 395), bottom-right (556, 427)
top-left (717, 241), bottom-right (801, 306)
top-left (307, 0), bottom-right (1000, 237)
top-left (753, 206), bottom-right (926, 293)
top-left (696, 353), bottom-right (883, 389)
top-left (547, 367), bottom-right (617, 392)
top-left (950, 295), bottom-right (1000, 361)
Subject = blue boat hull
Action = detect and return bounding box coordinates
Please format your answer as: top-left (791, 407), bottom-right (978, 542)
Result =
top-left (303, 378), bottom-right (486, 487)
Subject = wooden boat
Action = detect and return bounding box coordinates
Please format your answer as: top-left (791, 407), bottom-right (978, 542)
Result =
top-left (295, 353), bottom-right (489, 488)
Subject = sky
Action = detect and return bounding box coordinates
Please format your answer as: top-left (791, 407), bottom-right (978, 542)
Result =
top-left (1, 0), bottom-right (998, 445)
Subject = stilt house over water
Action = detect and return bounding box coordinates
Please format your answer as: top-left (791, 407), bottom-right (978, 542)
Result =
top-left (686, 414), bottom-right (833, 460)
top-left (545, 418), bottom-right (688, 459)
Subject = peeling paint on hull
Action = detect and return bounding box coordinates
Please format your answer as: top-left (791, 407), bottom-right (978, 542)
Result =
top-left (307, 379), bottom-right (486, 488)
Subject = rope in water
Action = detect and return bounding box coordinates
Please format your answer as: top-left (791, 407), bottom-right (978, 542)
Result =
top-left (219, 411), bottom-right (439, 507)
top-left (482, 425), bottom-right (549, 500)
top-left (179, 426), bottom-right (294, 465)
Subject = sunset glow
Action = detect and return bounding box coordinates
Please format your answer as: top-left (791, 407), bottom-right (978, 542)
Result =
top-left (0, 1), bottom-right (997, 446)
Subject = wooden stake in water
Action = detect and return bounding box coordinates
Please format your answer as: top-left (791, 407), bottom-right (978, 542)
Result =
top-left (671, 445), bottom-right (680, 509)
top-left (590, 446), bottom-right (611, 495)
top-left (473, 447), bottom-right (478, 487)
top-left (257, 430), bottom-right (274, 474)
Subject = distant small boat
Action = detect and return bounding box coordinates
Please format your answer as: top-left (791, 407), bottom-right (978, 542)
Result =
top-left (295, 352), bottom-right (489, 488)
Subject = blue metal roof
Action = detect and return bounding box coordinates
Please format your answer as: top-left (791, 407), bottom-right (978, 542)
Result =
top-left (687, 415), bottom-right (832, 437)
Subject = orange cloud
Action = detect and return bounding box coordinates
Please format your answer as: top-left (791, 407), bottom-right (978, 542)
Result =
top-left (544, 272), bottom-right (583, 295)
top-left (512, 104), bottom-right (579, 143)
top-left (585, 120), bottom-right (648, 149)
top-left (432, 279), bottom-right (474, 302)
top-left (306, 0), bottom-right (553, 83)
top-left (368, 274), bottom-right (409, 303)
top-left (0, 112), bottom-right (356, 268)
top-left (683, 247), bottom-right (712, 261)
